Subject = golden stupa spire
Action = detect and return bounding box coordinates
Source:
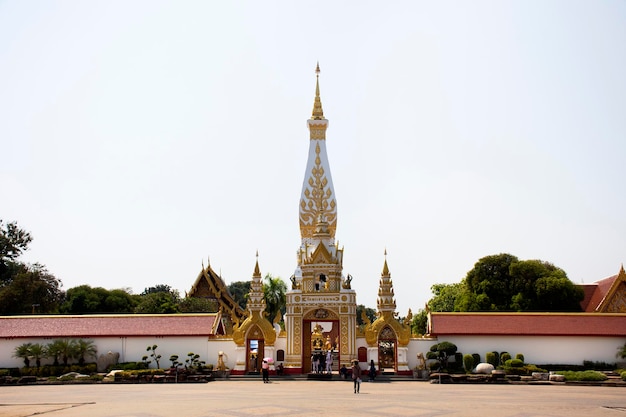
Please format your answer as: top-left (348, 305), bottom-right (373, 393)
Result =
top-left (312, 62), bottom-right (324, 120)
top-left (253, 250), bottom-right (261, 278)
top-left (382, 248), bottom-right (390, 276)
top-left (377, 249), bottom-right (396, 313)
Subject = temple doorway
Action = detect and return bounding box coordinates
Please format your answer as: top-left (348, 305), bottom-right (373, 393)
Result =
top-left (247, 338), bottom-right (264, 373)
top-left (378, 326), bottom-right (396, 372)
top-left (302, 319), bottom-right (339, 373)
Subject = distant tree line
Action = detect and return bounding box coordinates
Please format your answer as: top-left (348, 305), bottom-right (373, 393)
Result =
top-left (0, 220), bottom-right (288, 316)
top-left (411, 253), bottom-right (585, 334)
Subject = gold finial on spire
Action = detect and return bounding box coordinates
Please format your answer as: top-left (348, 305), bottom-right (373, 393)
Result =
top-left (253, 251), bottom-right (261, 277)
top-left (312, 62), bottom-right (324, 120)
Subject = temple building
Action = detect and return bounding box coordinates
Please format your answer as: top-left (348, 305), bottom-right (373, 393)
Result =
top-left (0, 66), bottom-right (624, 372)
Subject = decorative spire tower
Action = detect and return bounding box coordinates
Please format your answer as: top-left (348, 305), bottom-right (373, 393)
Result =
top-left (299, 63), bottom-right (337, 242)
top-left (365, 251), bottom-right (411, 373)
top-left (232, 253), bottom-right (276, 374)
top-left (377, 250), bottom-right (397, 313)
top-left (285, 65), bottom-right (357, 373)
top-left (246, 251), bottom-right (266, 315)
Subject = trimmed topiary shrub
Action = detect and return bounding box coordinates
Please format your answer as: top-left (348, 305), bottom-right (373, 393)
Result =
top-left (450, 353), bottom-right (463, 372)
top-left (505, 359), bottom-right (524, 368)
top-left (559, 370), bottom-right (608, 381)
top-left (502, 362), bottom-right (546, 376)
top-left (500, 352), bottom-right (511, 364)
top-left (471, 353), bottom-right (480, 366)
top-left (515, 353), bottom-right (524, 362)
top-left (426, 351), bottom-right (438, 360)
top-left (486, 352), bottom-right (497, 367)
top-left (463, 354), bottom-right (474, 373)
top-left (620, 371), bottom-right (626, 381)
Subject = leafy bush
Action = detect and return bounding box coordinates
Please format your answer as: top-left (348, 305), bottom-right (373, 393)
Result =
top-left (500, 352), bottom-right (511, 363)
top-left (471, 354), bottom-right (481, 367)
top-left (448, 353), bottom-right (463, 372)
top-left (19, 363), bottom-right (97, 377)
top-left (463, 354), bottom-right (474, 373)
top-left (426, 351), bottom-right (438, 360)
top-left (486, 352), bottom-right (497, 367)
top-left (515, 353), bottom-right (524, 363)
top-left (505, 359), bottom-right (524, 368)
top-left (429, 361), bottom-right (440, 371)
top-left (621, 371), bottom-right (626, 381)
top-left (502, 363), bottom-right (547, 375)
top-left (113, 362), bottom-right (149, 371)
top-left (558, 370), bottom-right (608, 381)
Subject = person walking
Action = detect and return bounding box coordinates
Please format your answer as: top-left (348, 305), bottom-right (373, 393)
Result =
top-left (262, 360), bottom-right (270, 383)
top-left (351, 360), bottom-right (362, 394)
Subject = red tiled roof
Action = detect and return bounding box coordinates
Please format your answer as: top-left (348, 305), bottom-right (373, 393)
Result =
top-left (430, 312), bottom-right (626, 337)
top-left (580, 275), bottom-right (617, 312)
top-left (0, 314), bottom-right (221, 338)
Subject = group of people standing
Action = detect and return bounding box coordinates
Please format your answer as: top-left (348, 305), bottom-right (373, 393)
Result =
top-left (311, 349), bottom-right (334, 374)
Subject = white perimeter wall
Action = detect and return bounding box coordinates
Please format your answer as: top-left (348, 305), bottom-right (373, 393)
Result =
top-left (429, 335), bottom-right (625, 365)
top-left (1, 337), bottom-right (239, 370)
top-left (3, 333), bottom-right (623, 370)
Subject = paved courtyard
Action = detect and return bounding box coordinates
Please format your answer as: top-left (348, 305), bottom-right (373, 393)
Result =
top-left (1, 380), bottom-right (625, 417)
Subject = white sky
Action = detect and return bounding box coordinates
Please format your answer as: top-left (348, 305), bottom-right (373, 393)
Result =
top-left (1, 1), bottom-right (625, 315)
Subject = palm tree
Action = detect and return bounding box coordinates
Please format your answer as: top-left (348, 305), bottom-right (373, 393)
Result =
top-left (29, 343), bottom-right (47, 368)
top-left (46, 339), bottom-right (65, 366)
top-left (75, 339), bottom-right (98, 366)
top-left (57, 339), bottom-right (77, 366)
top-left (13, 342), bottom-right (32, 367)
top-left (263, 274), bottom-right (287, 325)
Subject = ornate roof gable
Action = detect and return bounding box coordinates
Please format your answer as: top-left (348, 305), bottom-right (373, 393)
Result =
top-left (596, 265), bottom-right (626, 313)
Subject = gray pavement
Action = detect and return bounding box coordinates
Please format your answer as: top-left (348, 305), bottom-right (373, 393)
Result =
top-left (1, 379), bottom-right (625, 417)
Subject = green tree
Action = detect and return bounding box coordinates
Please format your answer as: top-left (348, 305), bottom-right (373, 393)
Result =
top-left (46, 339), bottom-right (65, 366)
top-left (104, 289), bottom-right (139, 312)
top-left (458, 253), bottom-right (583, 312)
top-left (428, 282), bottom-right (464, 312)
top-left (356, 304), bottom-right (376, 325)
top-left (61, 285), bottom-right (106, 313)
top-left (135, 291), bottom-right (180, 313)
top-left (0, 222), bottom-right (63, 315)
top-left (178, 297), bottom-right (218, 313)
top-left (0, 220), bottom-right (32, 280)
top-left (56, 339), bottom-right (77, 366)
top-left (0, 263), bottom-right (63, 315)
top-left (29, 343), bottom-right (47, 368)
top-left (74, 339), bottom-right (98, 366)
top-left (13, 342), bottom-right (33, 367)
top-left (146, 345), bottom-right (161, 369)
top-left (430, 341), bottom-right (458, 371)
top-left (263, 274), bottom-right (287, 324)
top-left (61, 285), bottom-right (138, 314)
top-left (411, 309), bottom-right (428, 335)
top-left (227, 281), bottom-right (251, 310)
top-left (464, 253), bottom-right (519, 310)
top-left (141, 284), bottom-right (175, 295)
